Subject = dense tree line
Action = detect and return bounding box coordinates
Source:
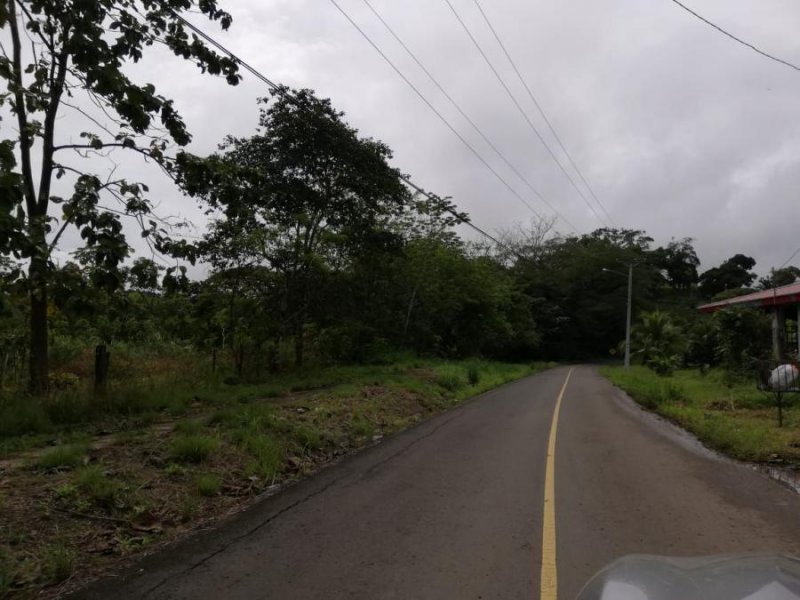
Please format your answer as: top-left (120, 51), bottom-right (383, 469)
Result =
top-left (1, 1), bottom-right (794, 394)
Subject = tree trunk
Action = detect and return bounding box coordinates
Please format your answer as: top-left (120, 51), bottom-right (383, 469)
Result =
top-left (28, 256), bottom-right (49, 395)
top-left (294, 326), bottom-right (304, 368)
top-left (94, 344), bottom-right (110, 399)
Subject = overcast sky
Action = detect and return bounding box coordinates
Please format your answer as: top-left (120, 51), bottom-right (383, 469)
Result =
top-left (49, 0), bottom-right (800, 274)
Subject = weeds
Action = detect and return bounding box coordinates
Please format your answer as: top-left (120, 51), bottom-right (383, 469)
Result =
top-left (240, 434), bottom-right (283, 480)
top-left (194, 473), bottom-right (222, 497)
top-left (467, 365), bottom-right (481, 386)
top-left (35, 444), bottom-right (88, 470)
top-left (351, 416), bottom-right (374, 438)
top-left (434, 366), bottom-right (465, 392)
top-left (74, 465), bottom-right (119, 508)
top-left (170, 435), bottom-right (218, 464)
top-left (602, 366), bottom-right (800, 464)
top-left (43, 542), bottom-right (75, 584)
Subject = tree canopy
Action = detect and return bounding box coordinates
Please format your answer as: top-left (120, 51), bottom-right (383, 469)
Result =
top-left (1, 0), bottom-right (241, 391)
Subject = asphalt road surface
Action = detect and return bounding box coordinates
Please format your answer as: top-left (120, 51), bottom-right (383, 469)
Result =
top-left (71, 366), bottom-right (800, 600)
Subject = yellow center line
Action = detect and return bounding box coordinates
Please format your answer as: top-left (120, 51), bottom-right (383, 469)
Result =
top-left (540, 367), bottom-right (573, 600)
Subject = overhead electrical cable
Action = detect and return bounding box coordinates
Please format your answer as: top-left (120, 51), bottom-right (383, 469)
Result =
top-left (326, 0), bottom-right (554, 225)
top-left (472, 0), bottom-right (616, 227)
top-left (442, 0), bottom-right (610, 228)
top-left (779, 246), bottom-right (800, 269)
top-left (170, 10), bottom-right (520, 250)
top-left (669, 0), bottom-right (800, 74)
top-left (359, 0), bottom-right (577, 232)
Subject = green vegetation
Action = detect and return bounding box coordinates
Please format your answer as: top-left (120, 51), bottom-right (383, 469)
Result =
top-left (74, 465), bottom-right (120, 508)
top-left (34, 443), bottom-right (88, 470)
top-left (170, 435), bottom-right (219, 465)
top-left (602, 366), bottom-right (800, 463)
top-left (194, 473), bottom-right (222, 497)
top-left (1, 0), bottom-right (796, 595)
top-left (42, 542), bottom-right (75, 585)
top-left (0, 358), bottom-right (549, 597)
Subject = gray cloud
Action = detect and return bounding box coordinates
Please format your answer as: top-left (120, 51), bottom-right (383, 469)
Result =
top-left (30, 0), bottom-right (800, 275)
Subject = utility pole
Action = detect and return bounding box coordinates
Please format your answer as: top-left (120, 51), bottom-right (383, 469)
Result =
top-left (602, 264), bottom-right (635, 370)
top-left (625, 263), bottom-right (633, 370)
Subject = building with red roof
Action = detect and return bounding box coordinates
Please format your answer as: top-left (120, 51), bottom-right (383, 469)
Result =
top-left (698, 283), bottom-right (800, 359)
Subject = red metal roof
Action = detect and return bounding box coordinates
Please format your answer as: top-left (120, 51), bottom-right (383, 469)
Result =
top-left (698, 282), bottom-right (800, 313)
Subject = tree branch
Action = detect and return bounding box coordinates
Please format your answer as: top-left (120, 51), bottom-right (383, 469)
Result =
top-left (37, 22), bottom-right (71, 214)
top-left (7, 0), bottom-right (38, 214)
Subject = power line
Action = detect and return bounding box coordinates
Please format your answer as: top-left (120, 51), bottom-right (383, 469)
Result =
top-left (669, 0), bottom-right (800, 73)
top-left (173, 13), bottom-right (283, 92)
top-left (173, 10), bottom-right (518, 251)
top-left (400, 177), bottom-right (505, 246)
top-left (359, 0), bottom-right (577, 232)
top-left (780, 246), bottom-right (800, 269)
top-left (472, 0), bottom-right (616, 227)
top-left (442, 0), bottom-right (610, 228)
top-left (327, 0), bottom-right (549, 225)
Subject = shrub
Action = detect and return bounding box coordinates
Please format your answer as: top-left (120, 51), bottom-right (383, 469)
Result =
top-left (43, 542), bottom-right (75, 584)
top-left (194, 473), bottom-right (222, 497)
top-left (170, 435), bottom-right (218, 464)
top-left (35, 444), bottom-right (88, 470)
top-left (44, 391), bottom-right (90, 425)
top-left (74, 465), bottom-right (118, 508)
top-left (291, 424), bottom-right (324, 451)
top-left (435, 366), bottom-right (465, 392)
top-left (648, 354), bottom-right (680, 377)
top-left (241, 434), bottom-right (283, 481)
top-left (351, 416), bottom-right (374, 438)
top-left (467, 365), bottom-right (481, 386)
top-left (0, 400), bottom-right (52, 437)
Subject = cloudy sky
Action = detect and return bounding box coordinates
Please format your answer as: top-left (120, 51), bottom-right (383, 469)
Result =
top-left (50, 0), bottom-right (800, 274)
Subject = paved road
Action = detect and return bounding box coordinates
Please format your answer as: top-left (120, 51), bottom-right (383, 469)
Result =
top-left (72, 366), bottom-right (800, 599)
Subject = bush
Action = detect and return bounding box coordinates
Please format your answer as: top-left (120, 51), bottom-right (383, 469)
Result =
top-left (713, 306), bottom-right (771, 374)
top-left (240, 434), bottom-right (283, 480)
top-left (74, 465), bottom-right (118, 508)
top-left (291, 424), bottom-right (324, 451)
top-left (648, 354), bottom-right (680, 377)
top-left (194, 473), bottom-right (222, 497)
top-left (43, 542), bottom-right (75, 584)
top-left (35, 444), bottom-right (88, 470)
top-left (170, 435), bottom-right (218, 464)
top-left (435, 366), bottom-right (465, 392)
top-left (467, 365), bottom-right (481, 386)
top-left (351, 416), bottom-right (374, 438)
top-left (0, 400), bottom-right (52, 437)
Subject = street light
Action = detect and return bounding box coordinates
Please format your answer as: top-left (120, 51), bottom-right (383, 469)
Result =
top-left (602, 264), bottom-right (634, 370)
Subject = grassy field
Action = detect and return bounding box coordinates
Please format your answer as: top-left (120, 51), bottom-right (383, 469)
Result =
top-left (0, 358), bottom-right (553, 599)
top-left (601, 366), bottom-right (800, 464)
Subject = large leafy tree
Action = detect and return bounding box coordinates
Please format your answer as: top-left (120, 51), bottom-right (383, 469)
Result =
top-left (759, 266), bottom-right (800, 290)
top-left (699, 254), bottom-right (757, 299)
top-left (0, 0), bottom-right (240, 392)
top-left (187, 88), bottom-right (411, 366)
top-left (652, 238), bottom-right (700, 290)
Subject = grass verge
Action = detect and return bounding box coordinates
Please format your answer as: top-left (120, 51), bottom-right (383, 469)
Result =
top-left (600, 366), bottom-right (800, 464)
top-left (0, 358), bottom-right (554, 599)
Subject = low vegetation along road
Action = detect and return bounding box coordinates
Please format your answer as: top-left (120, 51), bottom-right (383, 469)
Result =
top-left (72, 366), bottom-right (800, 599)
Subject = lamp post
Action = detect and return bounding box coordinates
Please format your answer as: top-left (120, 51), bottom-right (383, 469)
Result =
top-left (602, 264), bottom-right (634, 370)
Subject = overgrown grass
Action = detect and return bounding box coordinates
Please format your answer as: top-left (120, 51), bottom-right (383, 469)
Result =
top-left (193, 473), bottom-right (222, 497)
top-left (34, 443), bottom-right (88, 470)
top-left (42, 542), bottom-right (75, 585)
top-left (74, 465), bottom-right (119, 508)
top-left (170, 435), bottom-right (219, 464)
top-left (601, 366), bottom-right (800, 463)
top-left (0, 357), bottom-right (557, 599)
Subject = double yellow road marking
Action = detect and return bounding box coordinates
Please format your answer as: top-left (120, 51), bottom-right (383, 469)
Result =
top-left (539, 368), bottom-right (573, 600)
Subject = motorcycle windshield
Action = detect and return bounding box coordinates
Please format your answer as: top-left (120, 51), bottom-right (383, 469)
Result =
top-left (576, 555), bottom-right (800, 600)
